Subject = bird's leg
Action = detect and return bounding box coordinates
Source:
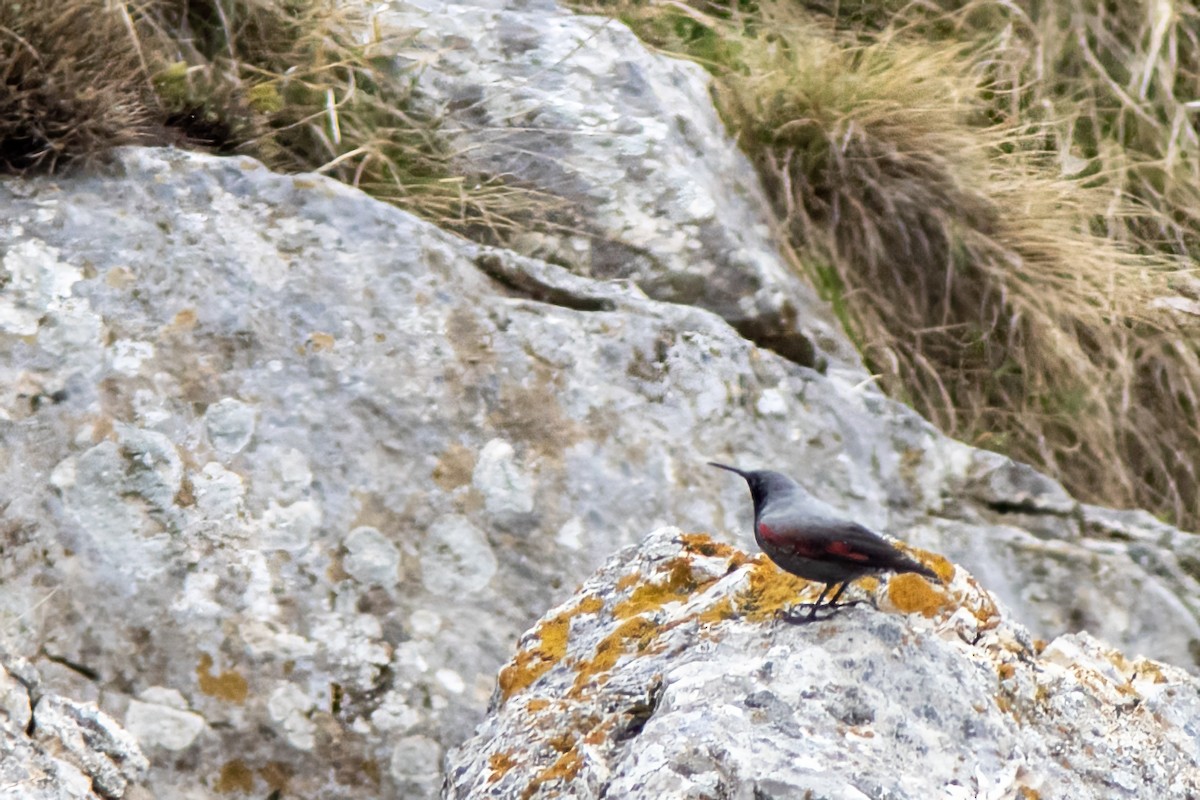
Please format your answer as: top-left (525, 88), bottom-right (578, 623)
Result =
top-left (824, 582), bottom-right (865, 610)
top-left (806, 583), bottom-right (836, 620)
top-left (779, 584), bottom-right (835, 625)
top-left (780, 582), bottom-right (870, 625)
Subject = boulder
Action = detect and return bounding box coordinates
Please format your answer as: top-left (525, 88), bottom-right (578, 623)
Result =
top-left (385, 0), bottom-right (854, 370)
top-left (0, 655), bottom-right (148, 799)
top-left (446, 528), bottom-right (1200, 799)
top-left (1, 143), bottom-right (1199, 797)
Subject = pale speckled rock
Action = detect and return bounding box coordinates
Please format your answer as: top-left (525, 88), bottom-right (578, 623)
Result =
top-left (446, 528), bottom-right (1200, 800)
top-left (0, 657), bottom-right (148, 799)
top-left (124, 688), bottom-right (206, 753)
top-left (383, 0), bottom-right (854, 370)
top-left (1, 146), bottom-right (1200, 799)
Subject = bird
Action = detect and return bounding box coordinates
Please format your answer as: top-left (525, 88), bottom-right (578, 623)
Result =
top-left (709, 462), bottom-right (940, 622)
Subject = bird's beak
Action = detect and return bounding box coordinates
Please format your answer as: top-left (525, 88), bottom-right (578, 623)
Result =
top-left (707, 461), bottom-right (748, 477)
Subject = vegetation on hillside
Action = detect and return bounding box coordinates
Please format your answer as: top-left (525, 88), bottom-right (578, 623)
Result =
top-left (4, 0), bottom-right (1200, 528)
top-left (0, 0), bottom-right (537, 237)
top-left (588, 0), bottom-right (1200, 528)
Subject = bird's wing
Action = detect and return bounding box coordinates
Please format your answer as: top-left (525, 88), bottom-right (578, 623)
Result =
top-left (758, 516), bottom-right (938, 579)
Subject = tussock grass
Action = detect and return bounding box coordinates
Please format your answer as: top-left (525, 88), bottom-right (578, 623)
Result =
top-left (0, 0), bottom-right (549, 239)
top-left (596, 0), bottom-right (1200, 528)
top-left (0, 2), bottom-right (154, 171)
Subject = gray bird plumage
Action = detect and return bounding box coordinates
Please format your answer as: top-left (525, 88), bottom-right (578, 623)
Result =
top-left (710, 461), bottom-right (939, 622)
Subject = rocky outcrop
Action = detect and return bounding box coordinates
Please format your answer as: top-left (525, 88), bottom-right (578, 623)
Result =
top-left (0, 656), bottom-right (148, 799)
top-left (446, 528), bottom-right (1200, 799)
top-left (1, 141), bottom-right (1199, 798)
top-left (385, 0), bottom-right (853, 370)
top-left (0, 1), bottom-right (1199, 797)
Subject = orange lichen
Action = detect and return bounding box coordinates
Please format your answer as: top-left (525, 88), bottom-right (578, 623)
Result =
top-left (857, 576), bottom-right (880, 594)
top-left (216, 760), bottom-right (254, 793)
top-left (696, 597), bottom-right (735, 625)
top-left (498, 616), bottom-right (571, 702)
top-left (679, 533), bottom-right (742, 562)
top-left (897, 543), bottom-right (956, 583)
top-left (887, 573), bottom-right (949, 617)
top-left (498, 596), bottom-right (604, 702)
top-left (526, 699), bottom-right (551, 713)
top-left (998, 662), bottom-right (1016, 680)
top-left (546, 732), bottom-right (577, 753)
top-left (735, 559), bottom-right (813, 622)
top-left (521, 747), bottom-right (583, 800)
top-left (576, 596), bottom-right (604, 615)
top-left (488, 752), bottom-right (518, 784)
top-left (1018, 787), bottom-right (1040, 800)
top-left (571, 617), bottom-right (660, 694)
top-left (584, 721), bottom-right (613, 745)
top-left (197, 653), bottom-right (249, 704)
top-left (613, 558), bottom-right (713, 619)
top-left (616, 573), bottom-right (641, 591)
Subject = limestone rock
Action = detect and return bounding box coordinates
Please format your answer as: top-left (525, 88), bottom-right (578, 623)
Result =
top-left (0, 656), bottom-right (149, 799)
top-left (446, 528), bottom-right (1200, 800)
top-left (384, 0), bottom-right (853, 370)
top-left (2, 143), bottom-right (1200, 798)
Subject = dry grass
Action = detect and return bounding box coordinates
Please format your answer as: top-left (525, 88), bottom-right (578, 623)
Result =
top-left (0, 2), bottom-right (155, 171)
top-left (0, 0), bottom-right (552, 240)
top-left (595, 0), bottom-right (1200, 528)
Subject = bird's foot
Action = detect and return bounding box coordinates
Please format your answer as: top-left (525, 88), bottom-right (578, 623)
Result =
top-left (777, 603), bottom-right (854, 625)
top-left (825, 599), bottom-right (868, 611)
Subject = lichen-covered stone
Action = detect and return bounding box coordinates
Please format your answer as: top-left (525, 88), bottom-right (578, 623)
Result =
top-left (447, 528), bottom-right (1200, 800)
top-left (2, 142), bottom-right (1200, 798)
top-left (0, 657), bottom-right (148, 799)
top-left (0, 2), bottom-right (1198, 797)
top-left (385, 0), bottom-right (854, 371)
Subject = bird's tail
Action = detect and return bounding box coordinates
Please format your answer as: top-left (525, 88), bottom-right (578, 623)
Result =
top-left (906, 557), bottom-right (942, 583)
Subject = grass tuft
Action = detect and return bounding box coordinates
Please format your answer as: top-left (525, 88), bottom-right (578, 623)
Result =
top-left (0, 2), bottom-right (154, 171)
top-left (591, 0), bottom-right (1200, 528)
top-left (1, 0), bottom-right (555, 240)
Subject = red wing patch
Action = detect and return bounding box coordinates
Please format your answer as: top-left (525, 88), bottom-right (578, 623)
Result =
top-left (825, 541), bottom-right (871, 562)
top-left (757, 523), bottom-right (821, 558)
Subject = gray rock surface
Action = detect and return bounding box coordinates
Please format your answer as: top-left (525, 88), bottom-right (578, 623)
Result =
top-left (0, 3), bottom-right (1198, 796)
top-left (0, 656), bottom-right (148, 799)
top-left (383, 0), bottom-right (853, 370)
top-left (446, 527), bottom-right (1200, 800)
top-left (1, 144), bottom-right (1200, 797)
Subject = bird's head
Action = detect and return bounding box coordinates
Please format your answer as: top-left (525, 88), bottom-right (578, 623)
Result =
top-left (708, 462), bottom-right (801, 519)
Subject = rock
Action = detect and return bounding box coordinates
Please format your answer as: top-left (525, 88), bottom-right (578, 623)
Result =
top-left (446, 528), bottom-right (1200, 800)
top-left (0, 656), bottom-right (149, 799)
top-left (384, 0), bottom-right (855, 371)
top-left (2, 142), bottom-right (1200, 798)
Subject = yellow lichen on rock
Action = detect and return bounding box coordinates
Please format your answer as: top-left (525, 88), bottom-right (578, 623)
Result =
top-left (886, 573), bottom-right (948, 617)
top-left (521, 746), bottom-right (583, 800)
top-left (197, 653), bottom-right (249, 704)
top-left (488, 752), bottom-right (518, 783)
top-left (613, 558), bottom-right (713, 619)
top-left (498, 596), bottom-right (604, 702)
top-left (678, 533), bottom-right (749, 566)
top-left (571, 617), bottom-right (660, 695)
top-left (696, 596), bottom-right (735, 625)
top-left (734, 558), bottom-right (813, 622)
top-left (897, 543), bottom-right (956, 583)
